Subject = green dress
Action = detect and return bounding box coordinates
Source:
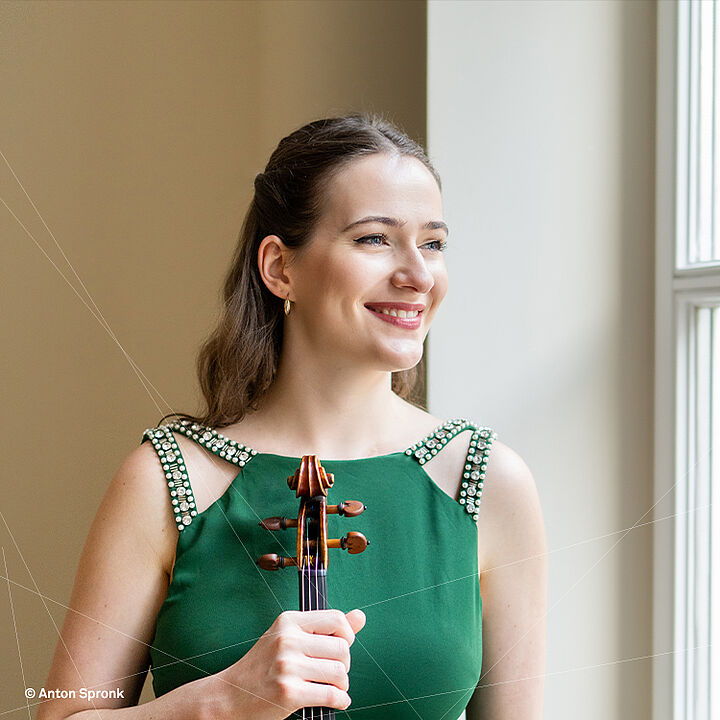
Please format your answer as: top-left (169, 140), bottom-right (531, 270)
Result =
top-left (141, 417), bottom-right (497, 719)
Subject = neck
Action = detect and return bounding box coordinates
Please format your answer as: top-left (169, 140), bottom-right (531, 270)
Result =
top-left (248, 343), bottom-right (414, 458)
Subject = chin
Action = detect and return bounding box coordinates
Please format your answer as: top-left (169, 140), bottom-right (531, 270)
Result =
top-left (379, 346), bottom-right (424, 372)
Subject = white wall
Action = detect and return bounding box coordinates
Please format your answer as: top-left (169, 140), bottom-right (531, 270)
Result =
top-left (427, 1), bottom-right (656, 718)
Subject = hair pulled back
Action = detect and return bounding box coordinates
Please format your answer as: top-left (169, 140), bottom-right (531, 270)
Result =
top-left (161, 112), bottom-right (441, 429)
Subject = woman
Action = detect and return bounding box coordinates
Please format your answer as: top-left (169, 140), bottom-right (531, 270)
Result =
top-left (37, 113), bottom-right (547, 720)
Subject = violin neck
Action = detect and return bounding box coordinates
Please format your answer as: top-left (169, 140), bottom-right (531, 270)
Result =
top-left (295, 567), bottom-right (335, 720)
top-left (299, 567), bottom-right (329, 611)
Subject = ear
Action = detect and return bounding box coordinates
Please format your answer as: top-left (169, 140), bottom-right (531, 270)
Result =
top-left (257, 234), bottom-right (294, 301)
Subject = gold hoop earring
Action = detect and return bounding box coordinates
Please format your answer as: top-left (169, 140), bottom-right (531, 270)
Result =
top-left (284, 297), bottom-right (292, 316)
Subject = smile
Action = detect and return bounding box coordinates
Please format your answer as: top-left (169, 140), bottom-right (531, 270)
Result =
top-left (371, 308), bottom-right (419, 318)
top-left (365, 306), bottom-right (423, 329)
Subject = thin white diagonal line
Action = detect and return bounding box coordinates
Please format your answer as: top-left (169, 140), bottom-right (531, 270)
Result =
top-left (0, 639), bottom-right (711, 718)
top-left (343, 642), bottom-right (714, 713)
top-left (0, 546), bottom-right (293, 717)
top-left (0, 147), bottom-right (123, 350)
top-left (0, 511), bottom-right (104, 720)
top-left (0, 192), bottom-right (167, 418)
top-left (475, 452), bottom-right (700, 688)
top-left (2, 549), bottom-right (31, 720)
top-left (0, 495), bottom-right (709, 712)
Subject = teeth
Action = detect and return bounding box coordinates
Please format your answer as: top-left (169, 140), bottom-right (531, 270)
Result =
top-left (371, 307), bottom-right (419, 318)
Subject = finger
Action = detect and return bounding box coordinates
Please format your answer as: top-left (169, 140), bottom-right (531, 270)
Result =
top-left (300, 633), bottom-right (351, 671)
top-left (301, 680), bottom-right (352, 711)
top-left (291, 609), bottom-right (356, 646)
top-left (346, 609), bottom-right (366, 636)
top-left (300, 657), bottom-right (349, 692)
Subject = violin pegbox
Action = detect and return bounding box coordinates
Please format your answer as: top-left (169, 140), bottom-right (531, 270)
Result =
top-left (256, 455), bottom-right (369, 572)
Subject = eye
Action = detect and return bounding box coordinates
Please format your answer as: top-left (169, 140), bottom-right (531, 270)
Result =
top-left (354, 233), bottom-right (388, 246)
top-left (354, 234), bottom-right (448, 252)
top-left (424, 240), bottom-right (448, 252)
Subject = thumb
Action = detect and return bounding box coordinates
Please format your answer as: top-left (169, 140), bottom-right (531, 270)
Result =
top-left (346, 608), bottom-right (367, 634)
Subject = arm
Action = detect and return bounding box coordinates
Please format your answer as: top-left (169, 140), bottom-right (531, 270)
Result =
top-left (35, 437), bottom-right (364, 720)
top-left (465, 440), bottom-right (548, 720)
top-left (35, 442), bottom-right (219, 720)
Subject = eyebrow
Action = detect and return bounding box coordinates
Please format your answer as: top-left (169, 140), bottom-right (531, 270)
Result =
top-left (342, 215), bottom-right (449, 237)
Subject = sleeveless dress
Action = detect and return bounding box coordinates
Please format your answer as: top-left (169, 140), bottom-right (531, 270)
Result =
top-left (140, 417), bottom-right (497, 719)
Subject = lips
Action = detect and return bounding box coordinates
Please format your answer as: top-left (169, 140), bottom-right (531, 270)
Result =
top-left (363, 302), bottom-right (426, 312)
top-left (365, 305), bottom-right (423, 329)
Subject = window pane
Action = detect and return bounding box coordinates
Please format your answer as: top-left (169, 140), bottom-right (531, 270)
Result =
top-left (679, 0), bottom-right (720, 266)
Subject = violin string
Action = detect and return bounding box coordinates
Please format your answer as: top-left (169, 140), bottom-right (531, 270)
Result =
top-left (306, 520), bottom-right (313, 720)
top-left (315, 531), bottom-right (322, 720)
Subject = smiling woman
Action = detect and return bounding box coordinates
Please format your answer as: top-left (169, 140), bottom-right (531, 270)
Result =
top-left (37, 113), bottom-right (547, 720)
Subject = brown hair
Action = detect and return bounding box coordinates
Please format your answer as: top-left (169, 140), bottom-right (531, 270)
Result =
top-left (160, 112), bottom-right (441, 430)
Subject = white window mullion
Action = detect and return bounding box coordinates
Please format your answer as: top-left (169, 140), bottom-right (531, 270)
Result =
top-left (677, 0), bottom-right (690, 270)
top-left (674, 298), bottom-right (716, 720)
top-left (684, 300), bottom-right (697, 720)
top-left (692, 305), bottom-right (711, 718)
top-left (688, 0), bottom-right (700, 264)
top-left (711, 306), bottom-right (720, 719)
top-left (673, 296), bottom-right (689, 720)
top-left (713, 2), bottom-right (719, 260)
top-left (698, 1), bottom-right (714, 263)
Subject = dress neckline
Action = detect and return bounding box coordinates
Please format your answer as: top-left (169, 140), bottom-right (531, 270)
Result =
top-left (163, 417), bottom-right (479, 466)
top-left (141, 417), bottom-right (495, 529)
top-left (257, 449), bottom-right (409, 463)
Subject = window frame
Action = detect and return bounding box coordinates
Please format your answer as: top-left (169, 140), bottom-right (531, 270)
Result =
top-left (655, 2), bottom-right (720, 719)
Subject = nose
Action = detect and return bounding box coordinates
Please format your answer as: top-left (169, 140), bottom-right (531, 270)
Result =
top-left (390, 246), bottom-right (436, 294)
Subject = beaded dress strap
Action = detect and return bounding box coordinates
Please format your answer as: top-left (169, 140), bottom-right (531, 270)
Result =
top-left (164, 418), bottom-right (259, 468)
top-left (404, 417), bottom-right (498, 522)
top-left (140, 425), bottom-right (197, 532)
top-left (141, 420), bottom-right (258, 532)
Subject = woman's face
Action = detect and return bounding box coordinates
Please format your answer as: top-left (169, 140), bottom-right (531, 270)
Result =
top-left (269, 152), bottom-right (449, 373)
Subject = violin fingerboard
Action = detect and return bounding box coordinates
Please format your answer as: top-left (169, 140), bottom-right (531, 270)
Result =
top-left (299, 568), bottom-right (329, 611)
top-left (293, 569), bottom-right (336, 719)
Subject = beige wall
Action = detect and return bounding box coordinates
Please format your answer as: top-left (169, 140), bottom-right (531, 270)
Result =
top-left (0, 0), bottom-right (426, 709)
top-left (427, 1), bottom-right (656, 718)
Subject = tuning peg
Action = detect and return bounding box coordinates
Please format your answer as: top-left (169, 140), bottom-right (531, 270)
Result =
top-left (256, 554), bottom-right (298, 570)
top-left (258, 516), bottom-right (299, 530)
top-left (327, 500), bottom-right (366, 517)
top-left (328, 531), bottom-right (369, 554)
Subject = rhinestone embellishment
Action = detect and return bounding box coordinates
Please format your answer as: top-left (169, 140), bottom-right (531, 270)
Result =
top-left (142, 417), bottom-right (496, 528)
top-left (405, 417), bottom-right (498, 523)
top-left (142, 425), bottom-right (196, 532)
top-left (141, 420), bottom-right (260, 532)
top-left (166, 419), bottom-right (258, 469)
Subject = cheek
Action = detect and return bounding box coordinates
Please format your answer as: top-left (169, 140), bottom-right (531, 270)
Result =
top-left (325, 256), bottom-right (369, 296)
top-left (299, 253), bottom-right (367, 314)
top-left (433, 265), bottom-right (449, 302)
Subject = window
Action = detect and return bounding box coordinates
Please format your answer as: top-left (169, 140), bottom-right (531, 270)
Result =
top-left (656, 2), bottom-right (720, 718)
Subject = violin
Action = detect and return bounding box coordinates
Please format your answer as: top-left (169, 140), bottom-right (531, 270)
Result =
top-left (257, 455), bottom-right (369, 719)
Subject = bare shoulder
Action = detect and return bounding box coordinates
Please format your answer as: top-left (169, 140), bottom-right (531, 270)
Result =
top-left (466, 439), bottom-right (547, 719)
top-left (475, 438), bottom-right (547, 575)
top-left (112, 440), bottom-right (179, 576)
top-left (35, 440), bottom-right (178, 718)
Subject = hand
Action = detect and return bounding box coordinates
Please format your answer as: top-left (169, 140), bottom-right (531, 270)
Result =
top-left (210, 608), bottom-right (367, 719)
